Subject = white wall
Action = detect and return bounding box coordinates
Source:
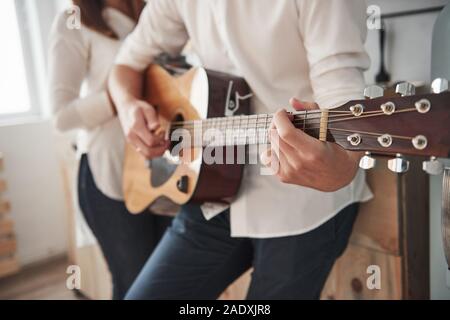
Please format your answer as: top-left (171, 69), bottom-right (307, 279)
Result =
top-left (0, 120), bottom-right (68, 265)
top-left (364, 0), bottom-right (449, 84)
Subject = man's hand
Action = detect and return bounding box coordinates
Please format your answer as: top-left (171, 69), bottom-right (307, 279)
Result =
top-left (261, 98), bottom-right (362, 192)
top-left (118, 99), bottom-right (169, 159)
top-left (108, 65), bottom-right (168, 159)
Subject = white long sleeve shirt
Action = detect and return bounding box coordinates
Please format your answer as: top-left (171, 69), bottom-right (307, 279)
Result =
top-left (48, 8), bottom-right (136, 200)
top-left (116, 0), bottom-right (374, 238)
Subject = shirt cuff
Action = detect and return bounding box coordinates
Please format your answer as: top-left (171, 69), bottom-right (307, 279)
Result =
top-left (312, 67), bottom-right (366, 109)
top-left (317, 88), bottom-right (365, 110)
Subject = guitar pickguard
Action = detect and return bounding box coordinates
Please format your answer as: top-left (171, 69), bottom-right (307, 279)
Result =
top-left (149, 156), bottom-right (178, 188)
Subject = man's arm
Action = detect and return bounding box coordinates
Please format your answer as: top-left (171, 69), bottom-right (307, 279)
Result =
top-left (264, 0), bottom-right (369, 191)
top-left (108, 0), bottom-right (188, 158)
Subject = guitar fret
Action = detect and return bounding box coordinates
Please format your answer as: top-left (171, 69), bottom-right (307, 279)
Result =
top-left (264, 114), bottom-right (270, 144)
top-left (303, 110), bottom-right (307, 132)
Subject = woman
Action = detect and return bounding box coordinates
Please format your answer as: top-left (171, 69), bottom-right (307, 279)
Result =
top-left (48, 0), bottom-right (172, 299)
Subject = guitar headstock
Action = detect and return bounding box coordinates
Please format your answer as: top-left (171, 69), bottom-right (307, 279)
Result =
top-left (330, 79), bottom-right (450, 174)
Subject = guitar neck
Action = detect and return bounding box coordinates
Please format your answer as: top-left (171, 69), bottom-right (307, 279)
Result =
top-left (169, 111), bottom-right (328, 148)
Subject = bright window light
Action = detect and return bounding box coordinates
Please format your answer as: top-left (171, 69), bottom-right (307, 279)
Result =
top-left (0, 0), bottom-right (31, 115)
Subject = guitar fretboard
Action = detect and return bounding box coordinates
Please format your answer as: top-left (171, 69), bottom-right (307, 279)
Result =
top-left (168, 111), bottom-right (325, 147)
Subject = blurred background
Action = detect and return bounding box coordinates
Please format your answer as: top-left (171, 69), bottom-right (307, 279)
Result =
top-left (0, 0), bottom-right (449, 300)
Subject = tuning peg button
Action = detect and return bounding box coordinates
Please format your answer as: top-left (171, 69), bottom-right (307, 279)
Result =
top-left (359, 152), bottom-right (376, 170)
top-left (431, 78), bottom-right (449, 94)
top-left (423, 157), bottom-right (444, 175)
top-left (388, 154), bottom-right (410, 173)
top-left (396, 82), bottom-right (416, 97)
top-left (364, 85), bottom-right (384, 99)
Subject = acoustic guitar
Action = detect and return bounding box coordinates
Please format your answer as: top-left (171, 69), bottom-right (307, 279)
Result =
top-left (123, 64), bottom-right (450, 214)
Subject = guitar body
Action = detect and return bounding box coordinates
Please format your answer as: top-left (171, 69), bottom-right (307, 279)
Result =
top-left (123, 65), bottom-right (251, 214)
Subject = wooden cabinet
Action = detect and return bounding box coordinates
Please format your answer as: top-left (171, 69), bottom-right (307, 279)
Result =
top-left (321, 157), bottom-right (430, 300)
top-left (0, 153), bottom-right (20, 279)
top-left (322, 245), bottom-right (403, 300)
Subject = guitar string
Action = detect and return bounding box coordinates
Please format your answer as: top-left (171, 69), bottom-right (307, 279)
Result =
top-left (169, 113), bottom-right (352, 130)
top-left (169, 110), bottom-right (348, 126)
top-left (167, 108), bottom-right (416, 137)
top-left (168, 108), bottom-right (417, 131)
top-left (169, 107), bottom-right (407, 127)
top-left (176, 127), bottom-right (415, 146)
top-left (184, 128), bottom-right (415, 148)
top-left (168, 108), bottom-right (390, 126)
top-left (169, 110), bottom-right (383, 128)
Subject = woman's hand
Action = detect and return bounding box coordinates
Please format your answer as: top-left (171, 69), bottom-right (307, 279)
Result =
top-left (261, 98), bottom-right (362, 192)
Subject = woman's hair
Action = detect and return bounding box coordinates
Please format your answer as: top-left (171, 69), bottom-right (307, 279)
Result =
top-left (72, 0), bottom-right (145, 38)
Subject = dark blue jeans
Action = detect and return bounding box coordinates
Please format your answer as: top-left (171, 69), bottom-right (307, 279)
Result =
top-left (78, 155), bottom-right (172, 300)
top-left (125, 202), bottom-right (359, 300)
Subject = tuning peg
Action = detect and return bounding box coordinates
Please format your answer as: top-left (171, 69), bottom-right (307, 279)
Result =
top-left (359, 152), bottom-right (376, 170)
top-left (422, 157), bottom-right (444, 175)
top-left (395, 82), bottom-right (416, 97)
top-left (388, 154), bottom-right (410, 173)
top-left (364, 85), bottom-right (384, 99)
top-left (431, 78), bottom-right (449, 94)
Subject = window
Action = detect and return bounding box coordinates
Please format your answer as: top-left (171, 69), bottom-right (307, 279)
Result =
top-left (0, 0), bottom-right (54, 123)
top-left (0, 0), bottom-right (32, 117)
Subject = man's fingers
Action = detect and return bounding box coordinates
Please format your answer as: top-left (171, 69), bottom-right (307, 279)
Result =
top-left (133, 108), bottom-right (166, 147)
top-left (272, 110), bottom-right (317, 149)
top-left (260, 148), bottom-right (280, 176)
top-left (129, 132), bottom-right (168, 159)
top-left (147, 143), bottom-right (169, 159)
top-left (270, 129), bottom-right (297, 167)
top-left (289, 98), bottom-right (319, 111)
top-left (260, 148), bottom-right (271, 167)
top-left (131, 114), bottom-right (154, 146)
top-left (128, 132), bottom-right (153, 158)
top-left (132, 115), bottom-right (159, 147)
top-left (139, 102), bottom-right (160, 131)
